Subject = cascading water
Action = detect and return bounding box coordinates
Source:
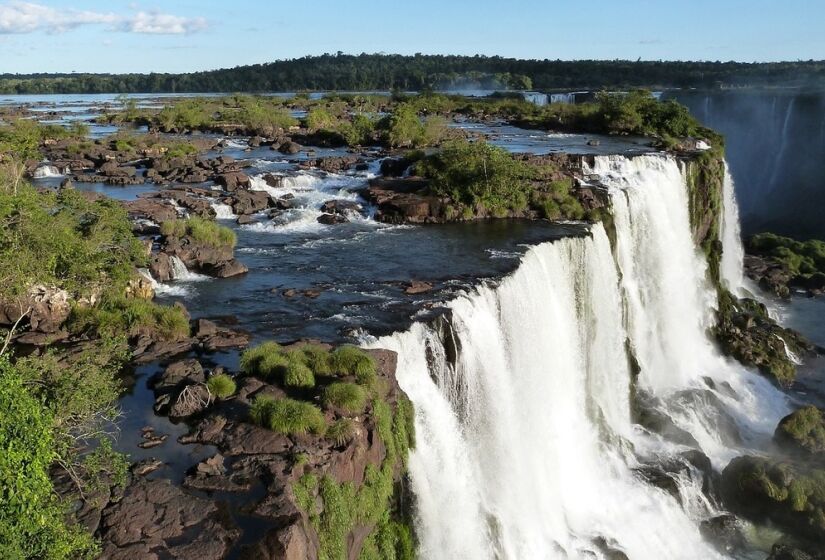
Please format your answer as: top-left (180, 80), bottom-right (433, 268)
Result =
top-left (375, 153), bottom-right (791, 559)
top-left (720, 164), bottom-right (746, 294)
top-left (169, 256), bottom-right (207, 281)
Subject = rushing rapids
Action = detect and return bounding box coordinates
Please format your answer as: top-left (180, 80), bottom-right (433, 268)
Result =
top-left (375, 154), bottom-right (790, 560)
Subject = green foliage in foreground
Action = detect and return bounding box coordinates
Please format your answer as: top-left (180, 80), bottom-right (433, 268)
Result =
top-left (206, 373), bottom-right (236, 399)
top-left (249, 395), bottom-right (326, 436)
top-left (291, 395), bottom-right (416, 560)
top-left (0, 119), bottom-right (83, 161)
top-left (0, 356), bottom-right (98, 560)
top-left (0, 183), bottom-right (146, 299)
top-left (749, 233), bottom-right (825, 280)
top-left (160, 216), bottom-right (237, 249)
top-left (378, 103), bottom-right (448, 148)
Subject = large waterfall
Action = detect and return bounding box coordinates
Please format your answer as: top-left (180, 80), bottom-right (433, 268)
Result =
top-left (374, 154), bottom-right (790, 560)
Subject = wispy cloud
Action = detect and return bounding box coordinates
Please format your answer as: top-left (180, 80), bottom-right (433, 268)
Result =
top-left (0, 1), bottom-right (207, 35)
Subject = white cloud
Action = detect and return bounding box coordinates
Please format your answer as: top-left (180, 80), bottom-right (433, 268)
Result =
top-left (121, 11), bottom-right (207, 34)
top-left (0, 1), bottom-right (207, 35)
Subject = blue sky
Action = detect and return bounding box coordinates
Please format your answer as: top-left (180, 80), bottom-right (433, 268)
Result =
top-left (0, 0), bottom-right (822, 74)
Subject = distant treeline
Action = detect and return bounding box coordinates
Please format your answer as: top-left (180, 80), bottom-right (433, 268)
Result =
top-left (2, 53), bottom-right (825, 94)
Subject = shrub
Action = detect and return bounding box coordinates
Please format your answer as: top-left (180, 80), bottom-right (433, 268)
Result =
top-left (0, 357), bottom-right (97, 559)
top-left (283, 358), bottom-right (316, 388)
top-left (323, 382), bottom-right (367, 413)
top-left (206, 374), bottom-right (236, 399)
top-left (327, 418), bottom-right (357, 446)
top-left (250, 396), bottom-right (326, 436)
top-left (305, 108), bottom-right (340, 132)
top-left (381, 104), bottom-right (426, 148)
top-left (329, 345), bottom-right (377, 386)
top-left (340, 114), bottom-right (376, 146)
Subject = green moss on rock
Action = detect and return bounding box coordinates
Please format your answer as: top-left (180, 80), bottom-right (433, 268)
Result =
top-left (776, 406), bottom-right (825, 456)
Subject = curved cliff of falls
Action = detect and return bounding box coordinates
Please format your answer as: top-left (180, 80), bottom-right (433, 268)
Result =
top-left (373, 153), bottom-right (790, 560)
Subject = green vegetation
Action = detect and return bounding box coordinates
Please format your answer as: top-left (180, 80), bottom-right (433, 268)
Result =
top-left (68, 296), bottom-right (191, 341)
top-left (291, 394), bottom-right (416, 560)
top-left (283, 358), bottom-right (316, 388)
top-left (723, 456), bottom-right (825, 544)
top-left (327, 418), bottom-right (358, 446)
top-left (160, 217), bottom-right (237, 249)
top-left (240, 341), bottom-right (287, 377)
top-left (749, 233), bottom-right (825, 286)
top-left (323, 382), bottom-right (367, 413)
top-left (4, 54), bottom-right (825, 94)
top-left (0, 356), bottom-right (97, 560)
top-left (0, 183), bottom-right (146, 299)
top-left (414, 139), bottom-right (584, 220)
top-left (776, 406), bottom-right (825, 455)
top-left (206, 373), bottom-right (237, 399)
top-left (378, 103), bottom-right (448, 148)
top-left (248, 395), bottom-right (326, 436)
top-left (329, 345), bottom-right (377, 386)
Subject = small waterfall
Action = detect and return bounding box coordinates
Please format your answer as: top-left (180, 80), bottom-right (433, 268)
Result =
top-left (211, 202), bottom-right (237, 220)
top-left (169, 256), bottom-right (207, 281)
top-left (32, 164), bottom-right (63, 178)
top-left (379, 153), bottom-right (791, 559)
top-left (523, 92), bottom-right (548, 106)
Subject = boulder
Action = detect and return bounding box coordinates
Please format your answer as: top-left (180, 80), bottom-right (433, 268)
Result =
top-left (405, 280), bottom-right (433, 295)
top-left (320, 199), bottom-right (362, 216)
top-left (0, 285), bottom-right (71, 334)
top-left (149, 253), bottom-right (173, 283)
top-left (775, 406), bottom-right (825, 456)
top-left (215, 172), bottom-right (250, 191)
top-left (317, 213), bottom-right (348, 225)
top-left (278, 141), bottom-right (302, 155)
top-left (231, 190), bottom-right (270, 215)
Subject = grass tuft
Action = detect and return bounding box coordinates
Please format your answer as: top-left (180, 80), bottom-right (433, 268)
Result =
top-left (206, 373), bottom-right (236, 399)
top-left (329, 345), bottom-right (377, 386)
top-left (322, 382), bottom-right (367, 413)
top-left (249, 395), bottom-right (326, 436)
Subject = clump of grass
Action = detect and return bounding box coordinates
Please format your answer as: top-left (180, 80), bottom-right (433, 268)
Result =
top-left (327, 418), bottom-right (357, 446)
top-left (206, 373), bottom-right (236, 399)
top-left (249, 396), bottom-right (326, 436)
top-left (329, 345), bottom-right (377, 386)
top-left (301, 343), bottom-right (332, 376)
top-left (322, 382), bottom-right (367, 413)
top-left (283, 356), bottom-right (316, 388)
top-left (69, 297), bottom-right (190, 341)
top-left (240, 341), bottom-right (286, 377)
top-left (159, 217), bottom-right (236, 248)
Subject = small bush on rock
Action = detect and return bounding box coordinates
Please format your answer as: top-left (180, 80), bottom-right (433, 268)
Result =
top-left (240, 342), bottom-right (285, 377)
top-left (283, 358), bottom-right (316, 388)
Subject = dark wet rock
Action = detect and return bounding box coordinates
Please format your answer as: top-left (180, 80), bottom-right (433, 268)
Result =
top-left (202, 258), bottom-right (249, 278)
top-left (364, 177), bottom-right (441, 224)
top-left (699, 514), bottom-right (747, 554)
top-left (73, 173), bottom-right (108, 183)
top-left (131, 335), bottom-right (196, 364)
top-left (215, 171), bottom-right (251, 191)
top-left (106, 175), bottom-right (145, 186)
top-left (262, 173), bottom-right (282, 188)
top-left (238, 523), bottom-right (316, 560)
top-left (405, 280), bottom-right (433, 295)
top-left (379, 156), bottom-right (413, 177)
top-left (745, 255), bottom-right (793, 298)
top-left (237, 214), bottom-right (255, 225)
top-left (317, 212), bottom-right (348, 225)
top-left (154, 359), bottom-right (205, 392)
top-left (721, 455), bottom-right (825, 544)
top-left (767, 544), bottom-right (822, 560)
top-left (591, 537), bottom-right (629, 560)
top-left (634, 391), bottom-right (700, 448)
top-left (278, 140), bottom-right (302, 155)
top-left (99, 161), bottom-right (137, 177)
top-left (195, 319), bottom-right (249, 351)
top-left (138, 432), bottom-right (168, 449)
top-left (148, 253), bottom-right (173, 282)
top-left (302, 289), bottom-right (322, 299)
top-left (181, 416), bottom-right (291, 456)
top-left (231, 189), bottom-right (271, 215)
top-left (274, 197), bottom-right (295, 210)
top-left (320, 199), bottom-right (363, 216)
top-left (775, 406), bottom-right (825, 457)
top-left (123, 197), bottom-right (178, 223)
top-left (98, 478), bottom-right (239, 560)
top-left (282, 288), bottom-right (298, 298)
top-left (305, 155), bottom-right (359, 173)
